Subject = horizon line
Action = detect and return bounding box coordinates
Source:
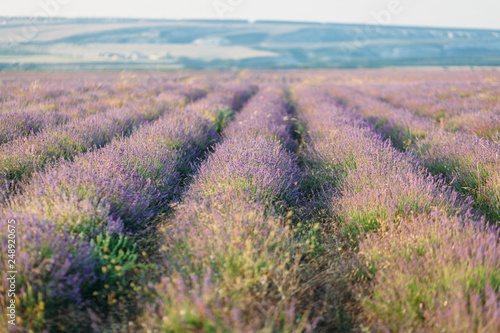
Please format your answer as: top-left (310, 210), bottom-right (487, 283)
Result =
top-left (2, 16), bottom-right (500, 32)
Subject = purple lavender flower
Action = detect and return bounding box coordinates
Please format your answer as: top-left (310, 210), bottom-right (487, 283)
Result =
top-left (0, 211), bottom-right (96, 331)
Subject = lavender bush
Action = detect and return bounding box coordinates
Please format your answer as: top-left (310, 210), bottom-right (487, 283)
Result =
top-left (224, 85), bottom-right (296, 150)
top-left (0, 212), bottom-right (96, 332)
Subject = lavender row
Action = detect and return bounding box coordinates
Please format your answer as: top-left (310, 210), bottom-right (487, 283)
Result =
top-left (0, 79), bottom-right (121, 144)
top-left (294, 86), bottom-right (499, 331)
top-left (0, 110), bottom-right (70, 145)
top-left (0, 83), bottom-right (206, 147)
top-left (0, 73), bottom-right (197, 111)
top-left (142, 87), bottom-right (318, 331)
top-left (360, 81), bottom-right (500, 140)
top-left (0, 85), bottom-right (255, 331)
top-left (322, 84), bottom-right (500, 223)
top-left (224, 85), bottom-right (295, 150)
top-left (294, 86), bottom-right (468, 238)
top-left (0, 87), bottom-right (202, 200)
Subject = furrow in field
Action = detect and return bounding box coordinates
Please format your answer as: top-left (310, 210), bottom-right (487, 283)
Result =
top-left (0, 84), bottom-right (256, 332)
top-left (293, 85), bottom-right (500, 332)
top-left (322, 84), bottom-right (500, 223)
top-left (141, 86), bottom-right (320, 332)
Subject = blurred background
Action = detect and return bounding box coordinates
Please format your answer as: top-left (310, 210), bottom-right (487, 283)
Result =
top-left (1, 0), bottom-right (500, 70)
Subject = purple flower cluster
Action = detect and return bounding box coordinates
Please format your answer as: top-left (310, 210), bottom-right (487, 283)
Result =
top-left (0, 78), bottom-right (126, 147)
top-left (447, 109), bottom-right (500, 140)
top-left (0, 72), bottom-right (210, 148)
top-left (0, 75), bottom-right (135, 117)
top-left (0, 110), bottom-right (69, 145)
top-left (189, 134), bottom-right (301, 210)
top-left (0, 212), bottom-right (95, 331)
top-left (0, 74), bottom-right (201, 147)
top-left (418, 132), bottom-right (500, 221)
top-left (143, 87), bottom-right (317, 332)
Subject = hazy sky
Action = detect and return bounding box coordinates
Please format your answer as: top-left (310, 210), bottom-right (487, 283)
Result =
top-left (2, 0), bottom-right (500, 30)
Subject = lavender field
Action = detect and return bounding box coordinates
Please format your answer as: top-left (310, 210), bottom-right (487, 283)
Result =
top-left (0, 69), bottom-right (499, 332)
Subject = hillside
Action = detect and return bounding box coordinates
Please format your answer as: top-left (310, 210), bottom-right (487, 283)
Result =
top-left (2, 17), bottom-right (500, 69)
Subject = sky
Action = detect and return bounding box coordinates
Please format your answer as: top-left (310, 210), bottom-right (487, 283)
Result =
top-left (1, 0), bottom-right (500, 30)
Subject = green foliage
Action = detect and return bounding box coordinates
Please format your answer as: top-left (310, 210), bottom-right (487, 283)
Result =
top-left (88, 233), bottom-right (156, 322)
top-left (214, 107), bottom-right (234, 134)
